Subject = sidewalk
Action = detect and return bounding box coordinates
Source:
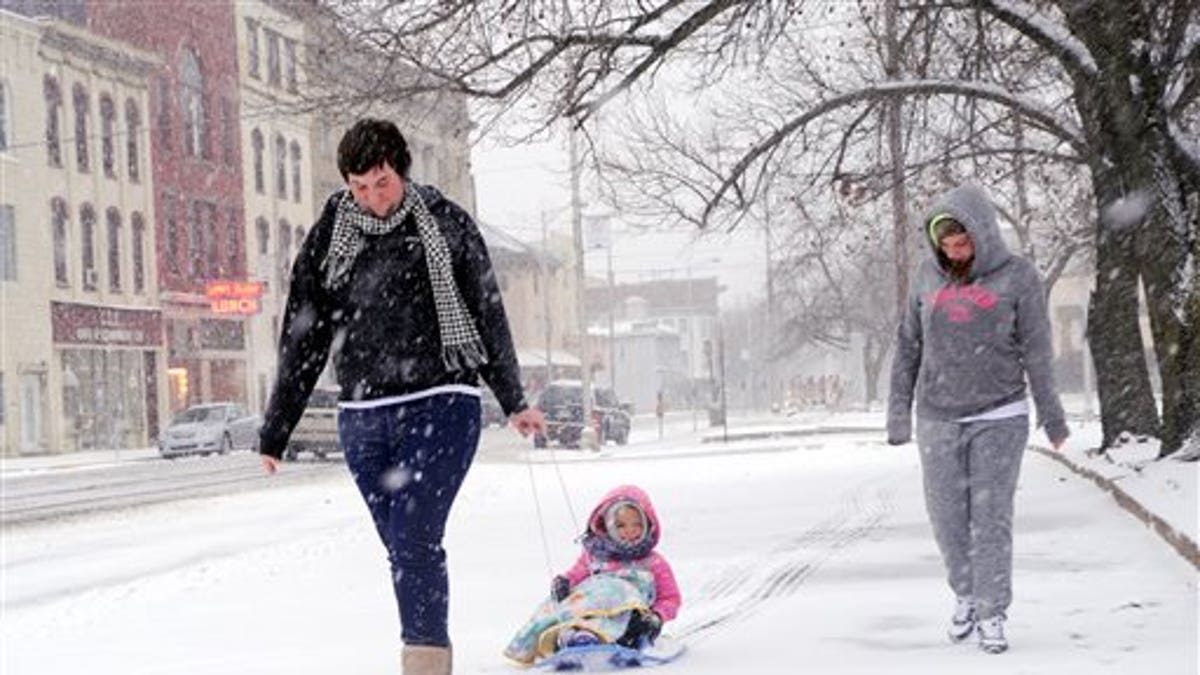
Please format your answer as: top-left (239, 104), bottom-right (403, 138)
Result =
top-left (0, 446), bottom-right (160, 476)
top-left (3, 410), bottom-right (1194, 572)
top-left (704, 409), bottom-right (1197, 570)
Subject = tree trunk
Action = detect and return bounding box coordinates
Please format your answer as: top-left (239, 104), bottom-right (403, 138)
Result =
top-left (884, 0), bottom-right (910, 316)
top-left (1139, 151), bottom-right (1200, 456)
top-left (1065, 1), bottom-right (1167, 451)
top-left (1087, 186), bottom-right (1161, 448)
top-left (862, 334), bottom-right (890, 406)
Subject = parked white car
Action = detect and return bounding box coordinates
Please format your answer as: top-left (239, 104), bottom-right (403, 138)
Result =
top-left (158, 402), bottom-right (261, 458)
top-left (285, 387), bottom-right (341, 461)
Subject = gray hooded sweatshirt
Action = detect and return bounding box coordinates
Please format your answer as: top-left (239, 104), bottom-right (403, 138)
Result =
top-left (887, 185), bottom-right (1068, 445)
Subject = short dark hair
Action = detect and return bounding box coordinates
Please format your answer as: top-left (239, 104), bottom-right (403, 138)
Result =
top-left (336, 118), bottom-right (412, 181)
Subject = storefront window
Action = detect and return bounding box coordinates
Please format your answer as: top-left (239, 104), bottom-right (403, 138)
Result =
top-left (61, 349), bottom-right (146, 450)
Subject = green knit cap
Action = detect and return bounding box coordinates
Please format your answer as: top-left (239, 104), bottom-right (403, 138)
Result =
top-left (927, 213), bottom-right (959, 245)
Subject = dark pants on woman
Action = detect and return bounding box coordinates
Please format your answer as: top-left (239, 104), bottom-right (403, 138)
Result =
top-left (339, 391), bottom-right (482, 647)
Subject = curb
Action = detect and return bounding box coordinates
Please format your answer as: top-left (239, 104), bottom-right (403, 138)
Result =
top-left (1030, 446), bottom-right (1199, 570)
top-left (700, 425), bottom-right (883, 444)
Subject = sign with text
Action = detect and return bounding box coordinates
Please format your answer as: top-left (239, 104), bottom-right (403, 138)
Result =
top-left (51, 302), bottom-right (163, 347)
top-left (205, 281), bottom-right (264, 316)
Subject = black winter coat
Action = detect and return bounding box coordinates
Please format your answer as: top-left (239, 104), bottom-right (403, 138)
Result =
top-left (258, 184), bottom-right (527, 459)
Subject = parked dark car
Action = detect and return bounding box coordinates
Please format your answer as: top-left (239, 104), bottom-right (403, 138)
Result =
top-left (533, 380), bottom-right (631, 448)
top-left (158, 402), bottom-right (261, 458)
top-left (285, 386), bottom-right (341, 461)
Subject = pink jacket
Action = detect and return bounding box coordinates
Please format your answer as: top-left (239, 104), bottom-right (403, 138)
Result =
top-left (559, 485), bottom-right (682, 621)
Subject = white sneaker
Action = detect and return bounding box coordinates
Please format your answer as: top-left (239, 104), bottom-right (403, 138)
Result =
top-left (977, 615), bottom-right (1008, 654)
top-left (947, 596), bottom-right (975, 642)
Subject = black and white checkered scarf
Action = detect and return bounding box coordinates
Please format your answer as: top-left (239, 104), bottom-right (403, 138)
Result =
top-left (323, 187), bottom-right (489, 371)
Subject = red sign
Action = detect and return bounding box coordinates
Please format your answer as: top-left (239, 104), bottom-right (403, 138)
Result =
top-left (51, 302), bottom-right (163, 346)
top-left (205, 281), bottom-right (264, 315)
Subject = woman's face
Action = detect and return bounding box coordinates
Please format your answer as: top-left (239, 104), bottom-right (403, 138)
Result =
top-left (612, 505), bottom-right (645, 543)
top-left (346, 162), bottom-right (404, 218)
top-left (938, 232), bottom-right (974, 264)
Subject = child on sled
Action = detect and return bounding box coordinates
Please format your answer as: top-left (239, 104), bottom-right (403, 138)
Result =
top-left (503, 484), bottom-right (682, 665)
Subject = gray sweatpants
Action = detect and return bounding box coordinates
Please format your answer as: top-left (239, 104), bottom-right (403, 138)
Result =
top-left (916, 416), bottom-right (1028, 620)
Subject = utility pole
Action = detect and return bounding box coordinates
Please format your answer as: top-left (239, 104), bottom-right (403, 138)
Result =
top-left (763, 189), bottom-right (776, 412)
top-left (606, 231), bottom-right (616, 390)
top-left (541, 210), bottom-right (554, 391)
top-left (569, 127), bottom-right (596, 449)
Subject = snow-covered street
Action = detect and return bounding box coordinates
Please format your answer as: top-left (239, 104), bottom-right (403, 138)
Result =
top-left (2, 419), bottom-right (1196, 674)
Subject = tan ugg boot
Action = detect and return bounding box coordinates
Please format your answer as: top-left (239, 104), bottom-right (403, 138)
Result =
top-left (401, 644), bottom-right (452, 675)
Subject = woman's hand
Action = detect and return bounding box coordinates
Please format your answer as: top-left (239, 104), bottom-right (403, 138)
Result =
top-left (510, 407), bottom-right (546, 437)
top-left (261, 454), bottom-right (281, 474)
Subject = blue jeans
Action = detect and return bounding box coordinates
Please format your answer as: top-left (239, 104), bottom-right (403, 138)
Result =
top-left (338, 391), bottom-right (482, 647)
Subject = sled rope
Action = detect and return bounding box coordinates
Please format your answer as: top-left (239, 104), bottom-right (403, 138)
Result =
top-left (524, 441), bottom-right (581, 575)
top-left (524, 458), bottom-right (556, 575)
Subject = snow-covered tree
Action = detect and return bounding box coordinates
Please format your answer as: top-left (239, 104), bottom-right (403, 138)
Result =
top-left (309, 0), bottom-right (1198, 455)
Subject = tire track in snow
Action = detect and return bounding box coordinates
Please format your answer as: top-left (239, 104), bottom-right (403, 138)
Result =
top-left (674, 473), bottom-right (897, 641)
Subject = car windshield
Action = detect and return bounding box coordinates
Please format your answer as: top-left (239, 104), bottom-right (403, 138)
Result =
top-left (173, 406), bottom-right (226, 424)
top-left (539, 384), bottom-right (622, 408)
top-left (539, 385), bottom-right (582, 407)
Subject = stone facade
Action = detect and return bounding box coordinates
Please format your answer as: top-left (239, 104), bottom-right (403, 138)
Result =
top-left (88, 1), bottom-right (250, 414)
top-left (0, 10), bottom-right (163, 453)
top-left (234, 1), bottom-right (316, 412)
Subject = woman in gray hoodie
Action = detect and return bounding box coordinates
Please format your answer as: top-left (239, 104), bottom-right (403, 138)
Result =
top-left (888, 184), bottom-right (1069, 654)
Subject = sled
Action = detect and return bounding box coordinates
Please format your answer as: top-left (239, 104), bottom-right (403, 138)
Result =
top-left (536, 636), bottom-right (685, 671)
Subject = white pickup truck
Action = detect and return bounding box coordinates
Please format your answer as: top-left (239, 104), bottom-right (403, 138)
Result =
top-left (285, 387), bottom-right (341, 461)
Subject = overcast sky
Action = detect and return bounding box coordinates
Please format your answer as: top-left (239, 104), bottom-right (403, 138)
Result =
top-left (471, 134), bottom-right (768, 307)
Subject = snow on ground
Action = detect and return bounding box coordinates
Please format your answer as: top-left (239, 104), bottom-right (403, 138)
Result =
top-left (1, 414), bottom-right (1196, 674)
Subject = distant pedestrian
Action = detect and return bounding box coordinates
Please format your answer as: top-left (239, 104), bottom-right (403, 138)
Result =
top-left (888, 184), bottom-right (1069, 655)
top-left (257, 118), bottom-right (544, 674)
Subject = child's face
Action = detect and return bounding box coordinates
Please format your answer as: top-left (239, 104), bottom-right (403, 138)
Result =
top-left (612, 505), bottom-right (644, 543)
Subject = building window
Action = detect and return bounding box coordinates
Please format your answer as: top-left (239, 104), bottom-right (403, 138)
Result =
top-left (285, 38), bottom-right (298, 92)
top-left (220, 97), bottom-right (235, 166)
top-left (0, 204), bottom-right (14, 281)
top-left (44, 77), bottom-right (62, 166)
top-left (100, 95), bottom-right (116, 178)
top-left (106, 207), bottom-right (122, 292)
top-left (225, 207), bottom-right (240, 277)
top-left (245, 18), bottom-right (260, 79)
top-left (157, 76), bottom-right (171, 150)
top-left (256, 217), bottom-right (269, 257)
top-left (73, 84), bottom-right (90, 172)
top-left (289, 140), bottom-right (302, 202)
top-left (80, 204), bottom-right (96, 290)
top-left (179, 50), bottom-right (206, 158)
top-left (265, 30), bottom-right (281, 87)
top-left (251, 128), bottom-right (264, 193)
top-left (52, 198), bottom-right (69, 286)
top-left (277, 219), bottom-right (291, 289)
top-left (131, 211), bottom-right (145, 293)
top-left (189, 201), bottom-right (205, 279)
top-left (205, 203), bottom-right (219, 279)
top-left (125, 99), bottom-right (141, 182)
top-left (274, 134), bottom-right (286, 198)
top-left (0, 80), bottom-right (9, 152)
top-left (164, 193), bottom-right (180, 275)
